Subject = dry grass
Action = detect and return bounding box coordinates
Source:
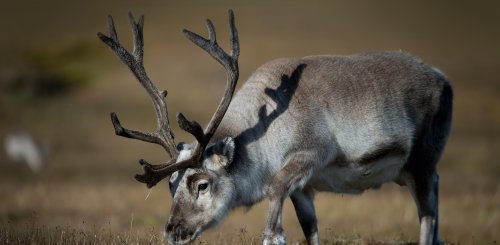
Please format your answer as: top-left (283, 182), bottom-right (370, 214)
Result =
top-left (1, 1), bottom-right (499, 244)
top-left (0, 172), bottom-right (497, 244)
top-left (3, 162), bottom-right (494, 244)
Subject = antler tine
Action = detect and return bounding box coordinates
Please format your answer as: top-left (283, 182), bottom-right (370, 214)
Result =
top-left (176, 113), bottom-right (206, 145)
top-left (228, 10), bottom-right (240, 59)
top-left (98, 13), bottom-right (179, 159)
top-left (129, 12), bottom-right (145, 64)
top-left (182, 11), bottom-right (238, 70)
top-left (134, 158), bottom-right (199, 188)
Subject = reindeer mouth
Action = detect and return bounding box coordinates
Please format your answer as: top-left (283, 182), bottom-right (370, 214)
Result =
top-left (164, 227), bottom-right (202, 245)
top-left (165, 237), bottom-right (193, 245)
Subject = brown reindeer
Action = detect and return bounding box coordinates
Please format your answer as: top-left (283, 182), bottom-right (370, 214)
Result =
top-left (98, 10), bottom-right (452, 245)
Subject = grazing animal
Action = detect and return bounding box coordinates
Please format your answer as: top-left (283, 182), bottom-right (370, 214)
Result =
top-left (98, 10), bottom-right (452, 245)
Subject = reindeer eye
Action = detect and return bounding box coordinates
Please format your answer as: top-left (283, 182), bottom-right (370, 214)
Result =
top-left (198, 182), bottom-right (209, 192)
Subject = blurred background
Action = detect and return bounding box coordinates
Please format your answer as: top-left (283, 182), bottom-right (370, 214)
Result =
top-left (0, 1), bottom-right (498, 244)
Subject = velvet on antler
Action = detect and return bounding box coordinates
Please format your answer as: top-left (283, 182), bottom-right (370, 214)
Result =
top-left (98, 10), bottom-right (240, 188)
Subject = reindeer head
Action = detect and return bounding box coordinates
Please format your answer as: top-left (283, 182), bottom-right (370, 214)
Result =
top-left (98, 10), bottom-right (239, 244)
top-left (165, 138), bottom-right (236, 244)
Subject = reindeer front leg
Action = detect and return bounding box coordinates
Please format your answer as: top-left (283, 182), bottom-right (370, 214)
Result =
top-left (290, 189), bottom-right (320, 245)
top-left (263, 195), bottom-right (287, 245)
top-left (263, 151), bottom-right (321, 245)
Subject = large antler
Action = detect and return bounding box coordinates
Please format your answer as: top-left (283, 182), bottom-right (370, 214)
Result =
top-left (135, 10), bottom-right (240, 188)
top-left (179, 9), bottom-right (240, 159)
top-left (98, 13), bottom-right (179, 160)
top-left (99, 10), bottom-right (240, 188)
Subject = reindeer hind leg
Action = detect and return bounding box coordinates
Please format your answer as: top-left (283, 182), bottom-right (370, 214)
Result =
top-left (402, 75), bottom-right (451, 245)
top-left (401, 169), bottom-right (441, 245)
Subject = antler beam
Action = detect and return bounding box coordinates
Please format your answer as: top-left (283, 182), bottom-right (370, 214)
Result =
top-left (98, 13), bottom-right (179, 159)
top-left (181, 9), bottom-right (240, 157)
top-left (134, 9), bottom-right (240, 188)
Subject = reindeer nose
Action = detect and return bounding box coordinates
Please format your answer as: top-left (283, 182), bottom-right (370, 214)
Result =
top-left (165, 222), bottom-right (183, 237)
top-left (165, 222), bottom-right (176, 233)
top-left (165, 222), bottom-right (177, 244)
top-left (165, 221), bottom-right (195, 244)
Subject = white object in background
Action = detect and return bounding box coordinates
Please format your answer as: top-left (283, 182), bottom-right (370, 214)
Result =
top-left (4, 132), bottom-right (44, 172)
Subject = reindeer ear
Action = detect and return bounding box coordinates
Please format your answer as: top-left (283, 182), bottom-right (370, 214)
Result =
top-left (205, 137), bottom-right (235, 170)
top-left (219, 137), bottom-right (235, 164)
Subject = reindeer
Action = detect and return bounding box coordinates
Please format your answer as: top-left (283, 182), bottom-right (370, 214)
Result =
top-left (98, 10), bottom-right (452, 245)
